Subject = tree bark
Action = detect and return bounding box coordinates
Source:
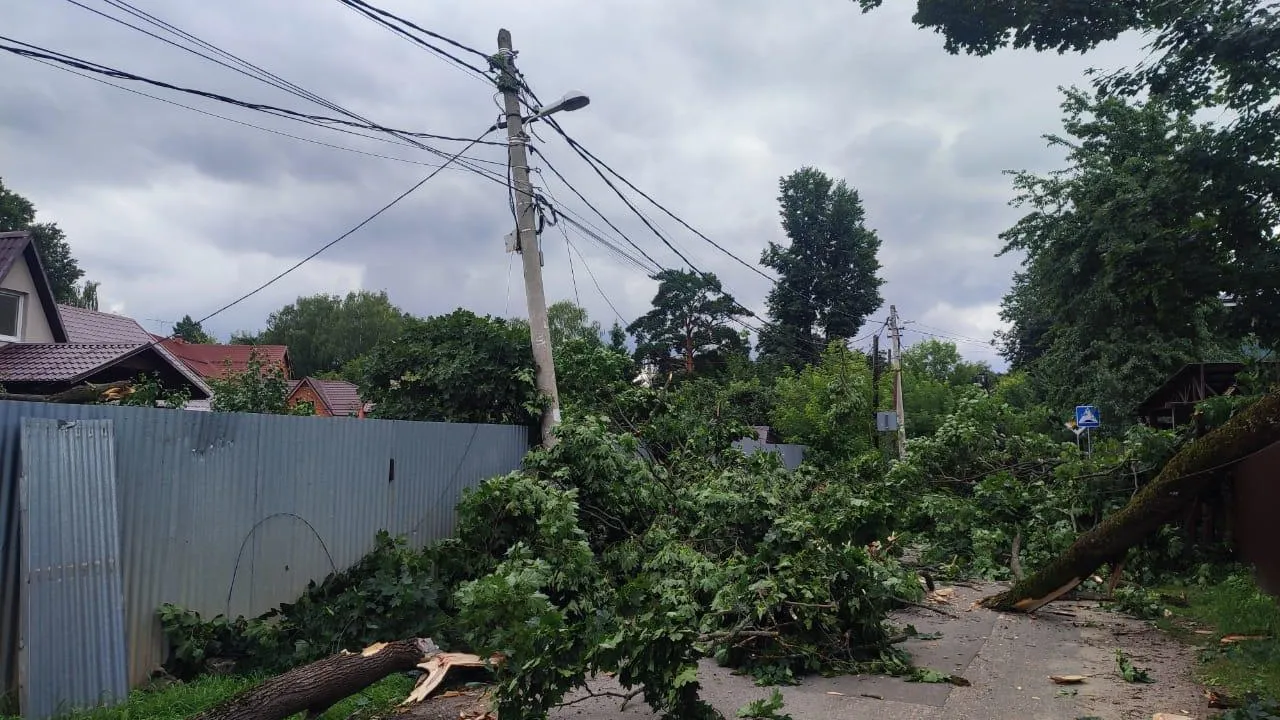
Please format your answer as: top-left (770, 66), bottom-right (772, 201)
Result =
top-left (981, 392), bottom-right (1280, 612)
top-left (190, 638), bottom-right (437, 720)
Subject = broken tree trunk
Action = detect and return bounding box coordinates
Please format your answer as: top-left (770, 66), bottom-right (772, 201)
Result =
top-left (190, 638), bottom-right (438, 720)
top-left (981, 392), bottom-right (1280, 612)
top-left (0, 380), bottom-right (133, 405)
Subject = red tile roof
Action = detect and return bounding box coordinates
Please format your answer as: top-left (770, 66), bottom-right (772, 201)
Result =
top-left (58, 304), bottom-right (155, 344)
top-left (288, 377), bottom-right (366, 416)
top-left (159, 339), bottom-right (290, 379)
top-left (0, 343), bottom-right (146, 382)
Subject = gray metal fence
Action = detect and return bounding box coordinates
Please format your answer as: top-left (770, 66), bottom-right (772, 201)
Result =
top-left (0, 401), bottom-right (528, 715)
top-left (733, 438), bottom-right (807, 470)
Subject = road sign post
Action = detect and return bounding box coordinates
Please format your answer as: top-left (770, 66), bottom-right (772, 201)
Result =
top-left (1074, 405), bottom-right (1100, 455)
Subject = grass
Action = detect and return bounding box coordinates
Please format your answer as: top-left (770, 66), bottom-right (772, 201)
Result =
top-left (0, 672), bottom-right (416, 720)
top-left (1158, 570), bottom-right (1280, 702)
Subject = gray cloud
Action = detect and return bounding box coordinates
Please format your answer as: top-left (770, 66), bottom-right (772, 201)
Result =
top-left (0, 0), bottom-right (1152, 365)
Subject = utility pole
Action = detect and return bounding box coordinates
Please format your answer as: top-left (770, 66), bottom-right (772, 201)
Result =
top-left (888, 305), bottom-right (906, 458)
top-left (497, 29), bottom-right (560, 447)
top-left (871, 333), bottom-right (881, 451)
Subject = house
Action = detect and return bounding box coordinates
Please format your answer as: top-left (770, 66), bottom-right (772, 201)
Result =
top-left (0, 231), bottom-right (212, 402)
top-left (286, 377), bottom-right (371, 418)
top-left (156, 338), bottom-right (292, 380)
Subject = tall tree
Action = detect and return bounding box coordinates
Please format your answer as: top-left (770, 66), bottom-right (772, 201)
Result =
top-left (547, 300), bottom-right (603, 348)
top-left (172, 314), bottom-right (215, 344)
top-left (995, 87), bottom-right (1273, 420)
top-left (759, 167), bottom-right (884, 368)
top-left (0, 178), bottom-right (90, 304)
top-left (256, 290), bottom-right (409, 378)
top-left (627, 269), bottom-right (748, 374)
top-left (358, 309), bottom-right (534, 425)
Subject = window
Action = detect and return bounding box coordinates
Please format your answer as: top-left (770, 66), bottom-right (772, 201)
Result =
top-left (0, 292), bottom-right (23, 341)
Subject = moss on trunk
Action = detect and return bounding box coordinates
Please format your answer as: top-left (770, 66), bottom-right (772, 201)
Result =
top-left (981, 392), bottom-right (1280, 612)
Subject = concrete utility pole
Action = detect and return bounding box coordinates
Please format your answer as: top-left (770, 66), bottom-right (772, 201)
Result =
top-left (497, 29), bottom-right (560, 447)
top-left (888, 305), bottom-right (906, 458)
top-left (871, 333), bottom-right (881, 450)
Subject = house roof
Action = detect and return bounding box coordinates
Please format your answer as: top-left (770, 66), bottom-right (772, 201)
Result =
top-left (289, 377), bottom-right (366, 417)
top-left (58, 304), bottom-right (156, 344)
top-left (158, 339), bottom-right (291, 379)
top-left (0, 342), bottom-right (210, 399)
top-left (54, 304), bottom-right (214, 396)
top-left (0, 231), bottom-right (68, 342)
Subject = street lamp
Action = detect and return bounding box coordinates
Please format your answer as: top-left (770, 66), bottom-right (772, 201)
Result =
top-left (491, 90), bottom-right (590, 130)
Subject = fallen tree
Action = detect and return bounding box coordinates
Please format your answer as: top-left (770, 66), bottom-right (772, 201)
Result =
top-left (190, 638), bottom-right (438, 720)
top-left (0, 380), bottom-right (133, 404)
top-left (981, 391), bottom-right (1280, 612)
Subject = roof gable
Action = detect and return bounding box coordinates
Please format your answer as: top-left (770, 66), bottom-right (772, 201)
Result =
top-left (289, 377), bottom-right (365, 417)
top-left (0, 231), bottom-right (68, 342)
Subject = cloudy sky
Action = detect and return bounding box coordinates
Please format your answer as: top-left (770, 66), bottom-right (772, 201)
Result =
top-left (0, 0), bottom-right (1147, 366)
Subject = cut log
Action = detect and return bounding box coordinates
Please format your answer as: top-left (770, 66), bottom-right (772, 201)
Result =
top-left (981, 392), bottom-right (1280, 612)
top-left (190, 638), bottom-right (438, 720)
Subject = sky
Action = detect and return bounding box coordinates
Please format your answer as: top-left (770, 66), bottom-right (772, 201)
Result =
top-left (0, 0), bottom-right (1148, 367)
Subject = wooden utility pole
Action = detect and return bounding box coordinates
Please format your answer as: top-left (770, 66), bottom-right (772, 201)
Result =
top-left (497, 29), bottom-right (560, 447)
top-left (888, 305), bottom-right (906, 458)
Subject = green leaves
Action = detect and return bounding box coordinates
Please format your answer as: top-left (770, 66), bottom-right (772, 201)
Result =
top-left (759, 167), bottom-right (884, 369)
top-left (358, 309), bottom-right (536, 425)
top-left (208, 349), bottom-right (311, 415)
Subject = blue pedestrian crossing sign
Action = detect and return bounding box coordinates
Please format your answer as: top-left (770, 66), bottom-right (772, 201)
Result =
top-left (1075, 405), bottom-right (1101, 429)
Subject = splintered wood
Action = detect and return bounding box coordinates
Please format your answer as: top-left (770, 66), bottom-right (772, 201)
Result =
top-left (402, 652), bottom-right (500, 705)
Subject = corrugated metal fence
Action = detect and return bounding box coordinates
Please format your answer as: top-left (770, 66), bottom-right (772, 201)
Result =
top-left (0, 401), bottom-right (528, 716)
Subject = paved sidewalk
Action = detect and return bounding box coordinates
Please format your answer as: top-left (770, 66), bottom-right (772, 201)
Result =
top-left (404, 583), bottom-right (1210, 720)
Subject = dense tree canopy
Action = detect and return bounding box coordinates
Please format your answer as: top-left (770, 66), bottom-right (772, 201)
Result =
top-left (0, 177), bottom-right (93, 305)
top-left (241, 291), bottom-right (410, 379)
top-left (358, 309), bottom-right (535, 425)
top-left (995, 87), bottom-right (1275, 419)
top-left (900, 339), bottom-right (992, 436)
top-left (758, 167), bottom-right (884, 368)
top-left (627, 269), bottom-right (748, 374)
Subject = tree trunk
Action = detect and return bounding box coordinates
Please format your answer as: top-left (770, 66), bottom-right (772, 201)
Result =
top-left (981, 392), bottom-right (1280, 612)
top-left (0, 380), bottom-right (133, 405)
top-left (190, 638), bottom-right (437, 720)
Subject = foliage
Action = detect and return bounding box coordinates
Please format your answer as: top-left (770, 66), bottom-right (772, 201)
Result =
top-left (208, 349), bottom-right (312, 415)
top-left (0, 176), bottom-right (90, 304)
top-left (994, 86), bottom-right (1265, 421)
top-left (358, 308), bottom-right (535, 425)
top-left (67, 279), bottom-right (100, 310)
top-left (890, 387), bottom-right (1184, 580)
top-left (553, 335), bottom-right (635, 418)
top-left (1115, 648), bottom-right (1154, 683)
top-left (770, 341), bottom-right (875, 461)
top-left (737, 689), bottom-right (793, 719)
top-left (158, 533), bottom-right (451, 677)
top-left (547, 300), bottom-right (604, 347)
top-left (628, 268), bottom-right (748, 375)
top-left (900, 339), bottom-right (993, 436)
top-left (246, 291), bottom-right (410, 379)
top-left (758, 167), bottom-right (884, 368)
top-left (608, 321), bottom-right (629, 353)
top-left (172, 314), bottom-right (215, 344)
top-left (114, 372), bottom-right (191, 409)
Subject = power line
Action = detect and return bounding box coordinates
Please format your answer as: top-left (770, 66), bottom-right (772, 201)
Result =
top-left (563, 236), bottom-right (627, 325)
top-left (336, 0), bottom-right (492, 85)
top-left (28, 56), bottom-right (502, 174)
top-left (134, 132), bottom-right (493, 357)
top-left (0, 37), bottom-right (504, 146)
